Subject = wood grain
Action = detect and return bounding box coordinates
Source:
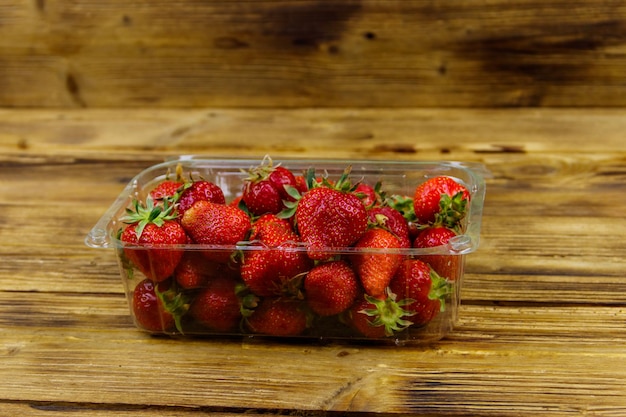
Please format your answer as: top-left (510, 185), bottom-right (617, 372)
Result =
top-left (2, 108), bottom-right (626, 416)
top-left (1, 1), bottom-right (626, 107)
top-left (2, 108), bottom-right (626, 159)
top-left (1, 293), bottom-right (624, 414)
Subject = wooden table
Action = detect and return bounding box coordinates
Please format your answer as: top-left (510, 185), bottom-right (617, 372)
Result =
top-left (2, 107), bottom-right (626, 416)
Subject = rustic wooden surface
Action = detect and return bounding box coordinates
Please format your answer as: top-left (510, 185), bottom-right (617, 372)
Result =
top-left (1, 107), bottom-right (625, 416)
top-left (2, 0), bottom-right (626, 108)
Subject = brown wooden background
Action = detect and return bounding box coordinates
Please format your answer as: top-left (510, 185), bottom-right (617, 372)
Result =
top-left (3, 1), bottom-right (626, 416)
top-left (1, 0), bottom-right (626, 108)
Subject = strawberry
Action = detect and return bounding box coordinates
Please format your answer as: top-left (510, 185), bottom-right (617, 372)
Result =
top-left (304, 260), bottom-right (359, 316)
top-left (249, 212), bottom-right (293, 235)
top-left (246, 297), bottom-right (308, 336)
top-left (354, 182), bottom-right (381, 208)
top-left (347, 291), bottom-right (414, 338)
top-left (243, 180), bottom-right (283, 216)
top-left (385, 194), bottom-right (421, 241)
top-left (148, 163), bottom-right (185, 201)
top-left (120, 197), bottom-right (188, 282)
top-left (149, 163), bottom-right (187, 202)
top-left (241, 156), bottom-right (297, 216)
top-left (294, 175), bottom-right (309, 194)
top-left (413, 176), bottom-right (470, 229)
top-left (413, 226), bottom-right (461, 281)
top-left (367, 206), bottom-right (411, 248)
top-left (351, 228), bottom-right (404, 297)
top-left (181, 200), bottom-right (251, 263)
top-left (132, 278), bottom-right (188, 333)
top-left (389, 259), bottom-right (452, 326)
top-left (241, 214), bottom-right (311, 297)
top-left (177, 180), bottom-right (226, 217)
top-left (174, 251), bottom-right (215, 289)
top-left (189, 276), bottom-right (242, 332)
top-left (289, 168), bottom-right (368, 260)
top-left (229, 195), bottom-right (243, 208)
top-left (149, 180), bottom-right (183, 201)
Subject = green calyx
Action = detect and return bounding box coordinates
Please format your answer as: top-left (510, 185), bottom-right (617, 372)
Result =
top-left (329, 165), bottom-right (356, 192)
top-left (242, 154), bottom-right (276, 183)
top-left (360, 289), bottom-right (416, 337)
top-left (434, 191), bottom-right (467, 231)
top-left (386, 194), bottom-right (417, 223)
top-left (276, 184), bottom-right (303, 219)
top-left (121, 196), bottom-right (178, 240)
top-left (428, 269), bottom-right (453, 312)
top-left (155, 283), bottom-right (189, 334)
top-left (236, 282), bottom-right (260, 319)
top-left (305, 165), bottom-right (358, 193)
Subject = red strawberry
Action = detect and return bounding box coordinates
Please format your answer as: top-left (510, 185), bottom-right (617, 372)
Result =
top-left (133, 279), bottom-right (174, 332)
top-left (351, 228), bottom-right (404, 297)
top-left (181, 200), bottom-right (251, 263)
top-left (292, 169), bottom-right (368, 260)
top-left (132, 278), bottom-right (188, 333)
top-left (385, 194), bottom-right (420, 241)
top-left (189, 276), bottom-right (242, 332)
top-left (174, 251), bottom-right (216, 289)
top-left (354, 182), bottom-right (380, 208)
top-left (294, 175), bottom-right (309, 194)
top-left (243, 180), bottom-right (283, 215)
top-left (120, 197), bottom-right (187, 282)
top-left (367, 206), bottom-right (411, 248)
top-left (389, 259), bottom-right (452, 326)
top-left (347, 291), bottom-right (413, 338)
top-left (249, 212), bottom-right (293, 235)
top-left (149, 162), bottom-right (185, 202)
top-left (413, 226), bottom-right (461, 281)
top-left (178, 180), bottom-right (226, 217)
top-left (149, 180), bottom-right (183, 201)
top-left (413, 176), bottom-right (470, 228)
top-left (241, 214), bottom-right (311, 297)
top-left (246, 298), bottom-right (308, 336)
top-left (242, 157), bottom-right (297, 216)
top-left (229, 195), bottom-right (243, 208)
top-left (304, 260), bottom-right (359, 316)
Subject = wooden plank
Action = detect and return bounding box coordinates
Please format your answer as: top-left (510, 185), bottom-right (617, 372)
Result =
top-left (1, 1), bottom-right (626, 107)
top-left (0, 293), bottom-right (625, 415)
top-left (462, 272), bottom-right (626, 304)
top-left (3, 109), bottom-right (626, 159)
top-left (0, 405), bottom-right (275, 417)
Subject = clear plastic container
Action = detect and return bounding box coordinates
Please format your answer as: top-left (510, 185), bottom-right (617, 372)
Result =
top-left (86, 157), bottom-right (487, 345)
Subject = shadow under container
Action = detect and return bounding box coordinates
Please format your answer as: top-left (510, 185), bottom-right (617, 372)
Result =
top-left (86, 157), bottom-right (487, 345)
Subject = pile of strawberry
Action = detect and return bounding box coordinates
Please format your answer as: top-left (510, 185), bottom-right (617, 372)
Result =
top-left (119, 157), bottom-right (471, 340)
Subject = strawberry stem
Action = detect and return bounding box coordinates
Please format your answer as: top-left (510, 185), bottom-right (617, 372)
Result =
top-left (386, 194), bottom-right (417, 223)
top-left (276, 185), bottom-right (301, 219)
top-left (121, 196), bottom-right (178, 240)
top-left (304, 167), bottom-right (316, 189)
top-left (434, 191), bottom-right (468, 231)
top-left (241, 154), bottom-right (277, 183)
top-left (360, 289), bottom-right (416, 337)
top-left (155, 283), bottom-right (189, 334)
top-left (428, 270), bottom-right (453, 312)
